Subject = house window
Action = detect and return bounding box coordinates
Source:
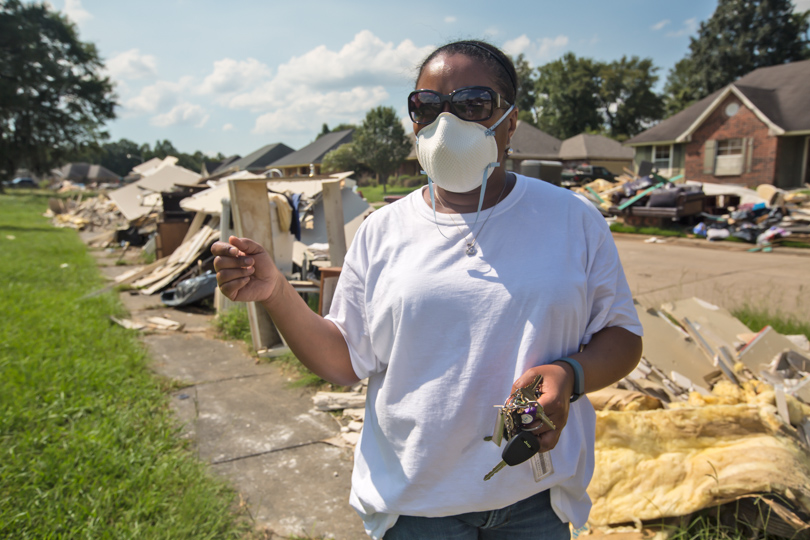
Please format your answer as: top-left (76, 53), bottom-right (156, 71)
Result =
top-left (653, 145), bottom-right (671, 173)
top-left (715, 138), bottom-right (744, 176)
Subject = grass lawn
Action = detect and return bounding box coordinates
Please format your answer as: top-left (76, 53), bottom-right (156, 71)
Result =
top-left (0, 191), bottom-right (254, 538)
top-left (358, 183), bottom-right (421, 203)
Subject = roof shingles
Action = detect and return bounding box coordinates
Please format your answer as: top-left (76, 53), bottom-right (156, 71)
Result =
top-left (627, 59), bottom-right (810, 145)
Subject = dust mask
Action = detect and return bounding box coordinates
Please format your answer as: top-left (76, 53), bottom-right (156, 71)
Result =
top-left (416, 106), bottom-right (514, 226)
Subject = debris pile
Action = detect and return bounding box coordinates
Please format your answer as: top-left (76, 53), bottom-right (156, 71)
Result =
top-left (312, 297), bottom-right (810, 537)
top-left (57, 158), bottom-right (371, 319)
top-left (692, 184), bottom-right (810, 249)
top-left (575, 170), bottom-right (810, 250)
top-left (46, 194), bottom-right (127, 234)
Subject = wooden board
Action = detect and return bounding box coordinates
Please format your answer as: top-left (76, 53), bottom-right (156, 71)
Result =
top-left (322, 179), bottom-right (347, 267)
top-left (215, 197), bottom-right (237, 314)
top-left (228, 179), bottom-right (288, 356)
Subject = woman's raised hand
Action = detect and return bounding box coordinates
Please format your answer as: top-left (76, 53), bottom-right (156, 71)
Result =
top-left (211, 236), bottom-right (282, 303)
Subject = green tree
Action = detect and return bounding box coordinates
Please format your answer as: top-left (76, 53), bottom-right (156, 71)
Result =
top-left (535, 53), bottom-right (602, 139)
top-left (352, 107), bottom-right (411, 193)
top-left (512, 54), bottom-right (538, 126)
top-left (63, 137), bottom-right (139, 176)
top-left (597, 56), bottom-right (663, 140)
top-left (316, 122), bottom-right (358, 140)
top-left (663, 0), bottom-right (810, 115)
top-left (322, 143), bottom-right (360, 174)
top-left (0, 0), bottom-right (116, 182)
top-left (662, 58), bottom-right (702, 117)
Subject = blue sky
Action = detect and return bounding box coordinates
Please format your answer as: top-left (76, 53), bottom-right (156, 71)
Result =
top-left (54, 0), bottom-right (810, 158)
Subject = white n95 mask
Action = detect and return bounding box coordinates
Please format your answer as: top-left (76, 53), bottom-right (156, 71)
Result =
top-left (416, 106), bottom-right (514, 230)
top-left (416, 110), bottom-right (510, 194)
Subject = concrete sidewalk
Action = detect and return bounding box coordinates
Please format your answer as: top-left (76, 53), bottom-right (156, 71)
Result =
top-left (91, 248), bottom-right (366, 539)
top-left (90, 235), bottom-right (809, 540)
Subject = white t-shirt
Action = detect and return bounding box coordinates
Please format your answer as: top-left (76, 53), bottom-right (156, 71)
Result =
top-left (326, 174), bottom-right (643, 539)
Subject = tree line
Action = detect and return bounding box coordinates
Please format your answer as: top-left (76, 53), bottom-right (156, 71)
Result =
top-left (68, 138), bottom-right (219, 177)
top-left (2, 0), bottom-right (807, 188)
top-left (515, 0), bottom-right (809, 141)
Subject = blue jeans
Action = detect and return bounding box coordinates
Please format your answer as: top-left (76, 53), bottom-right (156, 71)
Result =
top-left (383, 490), bottom-right (570, 539)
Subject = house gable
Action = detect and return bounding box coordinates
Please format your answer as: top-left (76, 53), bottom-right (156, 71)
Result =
top-left (685, 94), bottom-right (777, 188)
top-left (677, 85), bottom-right (784, 143)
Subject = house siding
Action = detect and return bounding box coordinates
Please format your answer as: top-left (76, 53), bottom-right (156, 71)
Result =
top-left (672, 144), bottom-right (686, 176)
top-left (631, 144), bottom-right (685, 178)
top-left (685, 95), bottom-right (777, 188)
top-left (633, 146), bottom-right (652, 171)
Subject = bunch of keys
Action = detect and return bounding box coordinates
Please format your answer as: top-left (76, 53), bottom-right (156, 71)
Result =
top-left (483, 374), bottom-right (556, 481)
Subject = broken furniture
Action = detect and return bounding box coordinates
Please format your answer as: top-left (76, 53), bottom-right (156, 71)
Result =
top-left (621, 187), bottom-right (706, 227)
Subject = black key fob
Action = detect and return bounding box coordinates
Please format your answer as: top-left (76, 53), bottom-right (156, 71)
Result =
top-left (502, 430), bottom-right (540, 466)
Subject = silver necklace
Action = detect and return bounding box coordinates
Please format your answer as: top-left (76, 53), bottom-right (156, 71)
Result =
top-left (437, 178), bottom-right (508, 256)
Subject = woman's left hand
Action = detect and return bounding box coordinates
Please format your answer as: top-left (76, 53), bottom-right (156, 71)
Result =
top-left (510, 362), bottom-right (576, 452)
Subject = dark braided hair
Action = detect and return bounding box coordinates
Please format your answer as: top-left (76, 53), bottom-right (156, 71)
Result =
top-left (415, 40), bottom-right (518, 105)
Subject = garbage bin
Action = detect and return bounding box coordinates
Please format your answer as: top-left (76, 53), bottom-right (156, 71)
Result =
top-left (520, 160), bottom-right (563, 186)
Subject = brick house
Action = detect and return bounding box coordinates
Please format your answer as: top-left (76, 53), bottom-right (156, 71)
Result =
top-left (625, 60), bottom-right (810, 188)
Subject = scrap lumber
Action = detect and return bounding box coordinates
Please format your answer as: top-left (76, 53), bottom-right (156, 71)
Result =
top-left (131, 219), bottom-right (220, 295)
top-left (322, 178), bottom-right (347, 267)
top-left (109, 316), bottom-right (145, 330)
top-left (113, 255), bottom-right (170, 284)
top-left (312, 391), bottom-right (367, 411)
top-left (214, 197), bottom-right (237, 314)
top-left (180, 211), bottom-right (207, 245)
top-left (228, 178), bottom-right (288, 356)
top-left (146, 316), bottom-right (185, 331)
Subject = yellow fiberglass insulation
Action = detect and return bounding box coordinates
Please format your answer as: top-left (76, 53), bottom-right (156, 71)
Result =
top-left (587, 383), bottom-right (810, 527)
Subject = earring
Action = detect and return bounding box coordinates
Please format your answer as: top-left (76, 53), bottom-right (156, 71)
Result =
top-left (506, 147), bottom-right (514, 157)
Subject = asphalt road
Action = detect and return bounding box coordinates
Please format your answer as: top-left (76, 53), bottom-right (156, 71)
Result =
top-left (614, 233), bottom-right (809, 320)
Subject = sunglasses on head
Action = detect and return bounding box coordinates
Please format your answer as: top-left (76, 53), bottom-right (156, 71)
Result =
top-left (407, 86), bottom-right (511, 125)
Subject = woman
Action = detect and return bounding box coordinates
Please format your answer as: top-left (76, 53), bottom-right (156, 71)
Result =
top-left (212, 40), bottom-right (643, 539)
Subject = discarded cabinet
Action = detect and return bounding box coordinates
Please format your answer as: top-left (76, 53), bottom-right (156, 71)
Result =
top-left (318, 267), bottom-right (342, 317)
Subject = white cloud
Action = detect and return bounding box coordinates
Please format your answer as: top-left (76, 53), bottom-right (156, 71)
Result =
top-left (229, 31), bottom-right (430, 112)
top-left (199, 58), bottom-right (273, 95)
top-left (502, 35), bottom-right (531, 56)
top-left (205, 31), bottom-right (430, 136)
top-left (252, 86), bottom-right (389, 135)
top-left (151, 103), bottom-right (209, 128)
top-left (106, 49), bottom-right (158, 80)
top-left (794, 0), bottom-right (810, 10)
top-left (502, 35), bottom-right (569, 65)
top-left (222, 123), bottom-right (235, 132)
top-left (125, 77), bottom-right (194, 114)
top-left (444, 16), bottom-right (456, 23)
top-left (651, 19), bottom-right (670, 31)
top-left (278, 30), bottom-right (431, 90)
top-left (666, 18), bottom-right (698, 37)
top-left (63, 0), bottom-right (91, 24)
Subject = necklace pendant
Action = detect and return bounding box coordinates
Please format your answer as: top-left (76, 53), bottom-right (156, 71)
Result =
top-left (465, 242), bottom-right (476, 256)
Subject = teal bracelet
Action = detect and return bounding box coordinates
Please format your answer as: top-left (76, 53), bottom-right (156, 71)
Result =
top-left (553, 357), bottom-right (585, 402)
